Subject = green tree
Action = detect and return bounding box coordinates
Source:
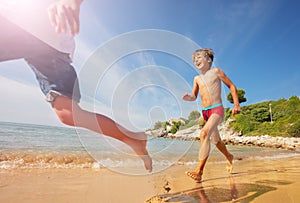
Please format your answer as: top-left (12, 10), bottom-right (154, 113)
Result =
top-left (170, 121), bottom-right (182, 134)
top-left (230, 114), bottom-right (257, 134)
top-left (288, 119), bottom-right (300, 137)
top-left (227, 88), bottom-right (247, 104)
top-left (251, 106), bottom-right (269, 122)
top-left (153, 121), bottom-right (163, 130)
top-left (188, 110), bottom-right (200, 121)
top-left (199, 117), bottom-right (206, 128)
top-left (163, 121), bottom-right (170, 130)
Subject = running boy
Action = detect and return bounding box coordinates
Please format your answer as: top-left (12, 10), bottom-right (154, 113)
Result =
top-left (0, 0), bottom-right (152, 172)
top-left (182, 48), bottom-right (240, 182)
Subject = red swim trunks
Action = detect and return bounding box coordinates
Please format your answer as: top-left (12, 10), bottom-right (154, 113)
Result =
top-left (202, 105), bottom-right (224, 121)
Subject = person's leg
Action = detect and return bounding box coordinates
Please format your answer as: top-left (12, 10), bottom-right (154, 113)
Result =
top-left (185, 157), bottom-right (208, 183)
top-left (52, 95), bottom-right (152, 172)
top-left (25, 53), bottom-right (152, 172)
top-left (210, 127), bottom-right (234, 173)
top-left (207, 114), bottom-right (233, 173)
top-left (0, 15), bottom-right (54, 62)
top-left (216, 140), bottom-right (233, 173)
top-left (1, 15), bottom-right (152, 172)
top-left (186, 114), bottom-right (221, 182)
top-left (209, 106), bottom-right (233, 173)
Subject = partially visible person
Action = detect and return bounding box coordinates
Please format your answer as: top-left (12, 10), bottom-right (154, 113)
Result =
top-left (0, 0), bottom-right (152, 172)
top-left (48, 0), bottom-right (82, 36)
top-left (182, 48), bottom-right (240, 182)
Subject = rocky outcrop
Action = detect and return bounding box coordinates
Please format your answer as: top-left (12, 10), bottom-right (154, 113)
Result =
top-left (147, 122), bottom-right (300, 151)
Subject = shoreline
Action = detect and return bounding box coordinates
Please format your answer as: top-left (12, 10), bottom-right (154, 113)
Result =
top-left (1, 155), bottom-right (300, 203)
top-left (147, 123), bottom-right (300, 151)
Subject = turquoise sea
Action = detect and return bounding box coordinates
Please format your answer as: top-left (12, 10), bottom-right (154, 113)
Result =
top-left (0, 121), bottom-right (299, 174)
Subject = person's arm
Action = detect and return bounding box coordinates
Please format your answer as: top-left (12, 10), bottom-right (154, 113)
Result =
top-left (182, 76), bottom-right (199, 101)
top-left (48, 0), bottom-right (83, 36)
top-left (216, 68), bottom-right (241, 115)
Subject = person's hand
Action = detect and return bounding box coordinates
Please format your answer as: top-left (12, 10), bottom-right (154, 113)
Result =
top-left (182, 93), bottom-right (194, 101)
top-left (232, 105), bottom-right (241, 115)
top-left (48, 0), bottom-right (83, 36)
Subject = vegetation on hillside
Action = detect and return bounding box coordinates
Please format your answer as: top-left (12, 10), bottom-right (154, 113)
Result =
top-left (152, 110), bottom-right (201, 134)
top-left (227, 96), bottom-right (300, 137)
top-left (152, 96), bottom-right (300, 137)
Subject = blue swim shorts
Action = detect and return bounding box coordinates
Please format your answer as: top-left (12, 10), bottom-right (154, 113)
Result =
top-left (0, 15), bottom-right (81, 103)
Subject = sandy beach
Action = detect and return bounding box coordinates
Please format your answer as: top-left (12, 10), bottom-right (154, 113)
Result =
top-left (1, 154), bottom-right (300, 203)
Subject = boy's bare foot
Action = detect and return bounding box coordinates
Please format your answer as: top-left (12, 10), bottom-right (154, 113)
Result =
top-left (127, 132), bottom-right (153, 172)
top-left (140, 154), bottom-right (153, 173)
top-left (226, 153), bottom-right (234, 173)
top-left (185, 171), bottom-right (202, 183)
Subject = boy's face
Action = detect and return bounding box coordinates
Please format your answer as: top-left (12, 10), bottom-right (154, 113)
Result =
top-left (193, 51), bottom-right (210, 71)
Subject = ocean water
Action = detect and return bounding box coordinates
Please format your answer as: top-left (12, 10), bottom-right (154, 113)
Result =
top-left (0, 121), bottom-right (299, 174)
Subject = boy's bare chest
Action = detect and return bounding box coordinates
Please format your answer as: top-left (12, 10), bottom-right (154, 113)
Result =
top-left (197, 71), bottom-right (219, 88)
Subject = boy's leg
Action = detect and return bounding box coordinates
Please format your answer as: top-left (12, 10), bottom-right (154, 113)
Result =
top-left (26, 50), bottom-right (152, 171)
top-left (26, 52), bottom-right (152, 172)
top-left (0, 15), bottom-right (55, 62)
top-left (215, 139), bottom-right (234, 173)
top-left (0, 15), bottom-right (152, 172)
top-left (211, 127), bottom-right (234, 173)
top-left (52, 95), bottom-right (152, 172)
top-left (186, 114), bottom-right (221, 182)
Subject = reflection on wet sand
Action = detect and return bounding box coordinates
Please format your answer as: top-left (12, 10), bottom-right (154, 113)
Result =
top-left (146, 176), bottom-right (279, 203)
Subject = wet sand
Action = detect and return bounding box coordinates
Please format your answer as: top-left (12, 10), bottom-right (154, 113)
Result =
top-left (1, 156), bottom-right (300, 203)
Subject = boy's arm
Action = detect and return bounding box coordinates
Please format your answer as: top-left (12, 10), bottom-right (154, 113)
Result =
top-left (182, 76), bottom-right (199, 101)
top-left (216, 68), bottom-right (241, 115)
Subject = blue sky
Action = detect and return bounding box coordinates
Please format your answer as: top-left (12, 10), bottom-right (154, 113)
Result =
top-left (0, 0), bottom-right (299, 128)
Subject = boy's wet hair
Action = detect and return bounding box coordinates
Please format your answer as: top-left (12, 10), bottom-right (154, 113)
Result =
top-left (192, 48), bottom-right (214, 62)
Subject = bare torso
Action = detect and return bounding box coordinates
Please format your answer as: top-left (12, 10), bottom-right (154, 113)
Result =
top-left (195, 68), bottom-right (222, 108)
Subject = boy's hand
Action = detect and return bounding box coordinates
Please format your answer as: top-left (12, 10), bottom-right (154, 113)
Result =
top-left (182, 93), bottom-right (195, 101)
top-left (48, 0), bottom-right (83, 36)
top-left (232, 105), bottom-right (241, 115)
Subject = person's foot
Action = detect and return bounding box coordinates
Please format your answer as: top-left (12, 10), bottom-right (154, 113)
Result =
top-left (140, 154), bottom-right (153, 172)
top-left (185, 171), bottom-right (202, 183)
top-left (226, 153), bottom-right (234, 173)
top-left (127, 132), bottom-right (153, 172)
